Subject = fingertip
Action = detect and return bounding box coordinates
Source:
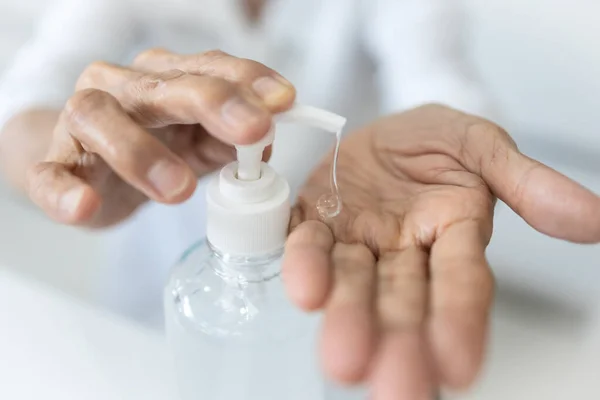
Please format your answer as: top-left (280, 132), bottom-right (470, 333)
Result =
top-left (283, 221), bottom-right (334, 310)
top-left (147, 161), bottom-right (197, 204)
top-left (320, 305), bottom-right (375, 384)
top-left (370, 334), bottom-right (434, 400)
top-left (282, 245), bottom-right (331, 311)
top-left (27, 162), bottom-right (100, 225)
top-left (523, 162), bottom-right (600, 243)
top-left (428, 314), bottom-right (487, 390)
top-left (252, 75), bottom-right (296, 113)
top-left (169, 168), bottom-right (197, 204)
top-left (55, 186), bottom-right (85, 222)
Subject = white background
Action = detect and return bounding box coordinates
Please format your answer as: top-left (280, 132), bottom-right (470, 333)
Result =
top-left (2, 0), bottom-right (600, 149)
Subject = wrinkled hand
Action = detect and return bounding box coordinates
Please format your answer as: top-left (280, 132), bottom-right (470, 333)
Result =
top-left (283, 105), bottom-right (600, 399)
top-left (27, 49), bottom-right (295, 227)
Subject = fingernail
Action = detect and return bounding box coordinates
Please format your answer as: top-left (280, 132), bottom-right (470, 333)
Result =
top-left (59, 187), bottom-right (85, 218)
top-left (221, 96), bottom-right (265, 128)
top-left (252, 76), bottom-right (293, 104)
top-left (147, 161), bottom-right (191, 199)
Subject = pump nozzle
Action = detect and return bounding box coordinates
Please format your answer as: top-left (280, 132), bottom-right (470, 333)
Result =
top-left (236, 130), bottom-right (274, 181)
top-left (235, 104), bottom-right (346, 182)
top-left (208, 104), bottom-right (346, 255)
top-left (275, 104), bottom-right (347, 133)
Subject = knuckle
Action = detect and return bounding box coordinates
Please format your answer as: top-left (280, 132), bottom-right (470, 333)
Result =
top-left (77, 61), bottom-right (112, 90)
top-left (487, 129), bottom-right (511, 169)
top-left (84, 60), bottom-right (112, 75)
top-left (468, 120), bottom-right (502, 139)
top-left (197, 49), bottom-right (229, 64)
top-left (193, 52), bottom-right (272, 83)
top-left (378, 293), bottom-right (426, 328)
top-left (436, 262), bottom-right (495, 311)
top-left (467, 119), bottom-right (516, 148)
top-left (190, 76), bottom-right (235, 105)
top-left (461, 119), bottom-right (517, 172)
top-left (192, 50), bottom-right (233, 74)
top-left (351, 210), bottom-right (399, 256)
top-left (348, 244), bottom-right (376, 263)
top-left (133, 47), bottom-right (170, 65)
top-left (376, 254), bottom-right (428, 328)
top-left (512, 161), bottom-right (544, 216)
top-left (335, 244), bottom-right (375, 269)
top-left (378, 253), bottom-right (425, 291)
top-left (65, 89), bottom-right (114, 126)
top-left (136, 69), bottom-right (187, 92)
top-left (229, 58), bottom-right (268, 80)
top-left (377, 258), bottom-right (400, 282)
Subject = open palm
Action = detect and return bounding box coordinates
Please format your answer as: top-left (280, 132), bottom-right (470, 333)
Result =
top-left (282, 105), bottom-right (600, 399)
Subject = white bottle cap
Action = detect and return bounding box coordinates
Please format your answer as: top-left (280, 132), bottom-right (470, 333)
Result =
top-left (206, 104), bottom-right (347, 256)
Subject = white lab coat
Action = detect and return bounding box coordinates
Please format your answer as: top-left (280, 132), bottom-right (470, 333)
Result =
top-left (0, 0), bottom-right (490, 327)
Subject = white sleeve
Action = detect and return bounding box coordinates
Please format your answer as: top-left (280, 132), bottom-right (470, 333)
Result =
top-left (362, 0), bottom-right (494, 118)
top-left (0, 0), bottom-right (137, 131)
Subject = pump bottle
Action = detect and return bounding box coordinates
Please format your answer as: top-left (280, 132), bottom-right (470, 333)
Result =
top-left (164, 105), bottom-right (346, 400)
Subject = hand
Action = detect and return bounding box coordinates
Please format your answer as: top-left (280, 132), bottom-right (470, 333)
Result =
top-left (27, 49), bottom-right (295, 227)
top-left (283, 105), bottom-right (600, 399)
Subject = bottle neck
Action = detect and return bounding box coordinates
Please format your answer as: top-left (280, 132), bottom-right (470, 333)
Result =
top-left (208, 241), bottom-right (283, 283)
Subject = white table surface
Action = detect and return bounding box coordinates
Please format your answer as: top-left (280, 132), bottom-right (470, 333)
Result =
top-left (1, 267), bottom-right (599, 400)
top-left (0, 269), bottom-right (177, 400)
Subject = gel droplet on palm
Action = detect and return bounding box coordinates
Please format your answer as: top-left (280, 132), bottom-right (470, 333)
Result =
top-left (316, 128), bottom-right (343, 220)
top-left (317, 193), bottom-right (341, 220)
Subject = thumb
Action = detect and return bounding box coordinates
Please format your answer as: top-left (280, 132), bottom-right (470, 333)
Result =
top-left (470, 124), bottom-right (600, 243)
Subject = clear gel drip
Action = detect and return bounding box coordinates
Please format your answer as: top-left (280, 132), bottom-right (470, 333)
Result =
top-left (317, 129), bottom-right (343, 220)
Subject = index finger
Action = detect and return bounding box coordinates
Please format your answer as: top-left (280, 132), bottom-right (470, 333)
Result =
top-left (78, 64), bottom-right (272, 145)
top-left (131, 48), bottom-right (296, 112)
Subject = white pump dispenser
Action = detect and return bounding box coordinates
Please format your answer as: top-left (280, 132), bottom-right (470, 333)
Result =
top-left (206, 104), bottom-right (347, 256)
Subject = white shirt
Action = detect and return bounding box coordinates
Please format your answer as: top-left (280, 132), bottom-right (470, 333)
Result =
top-left (0, 0), bottom-right (489, 326)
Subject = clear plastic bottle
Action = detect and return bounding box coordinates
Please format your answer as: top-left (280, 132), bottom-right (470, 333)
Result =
top-left (164, 241), bottom-right (323, 400)
top-left (164, 105), bottom-right (347, 400)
